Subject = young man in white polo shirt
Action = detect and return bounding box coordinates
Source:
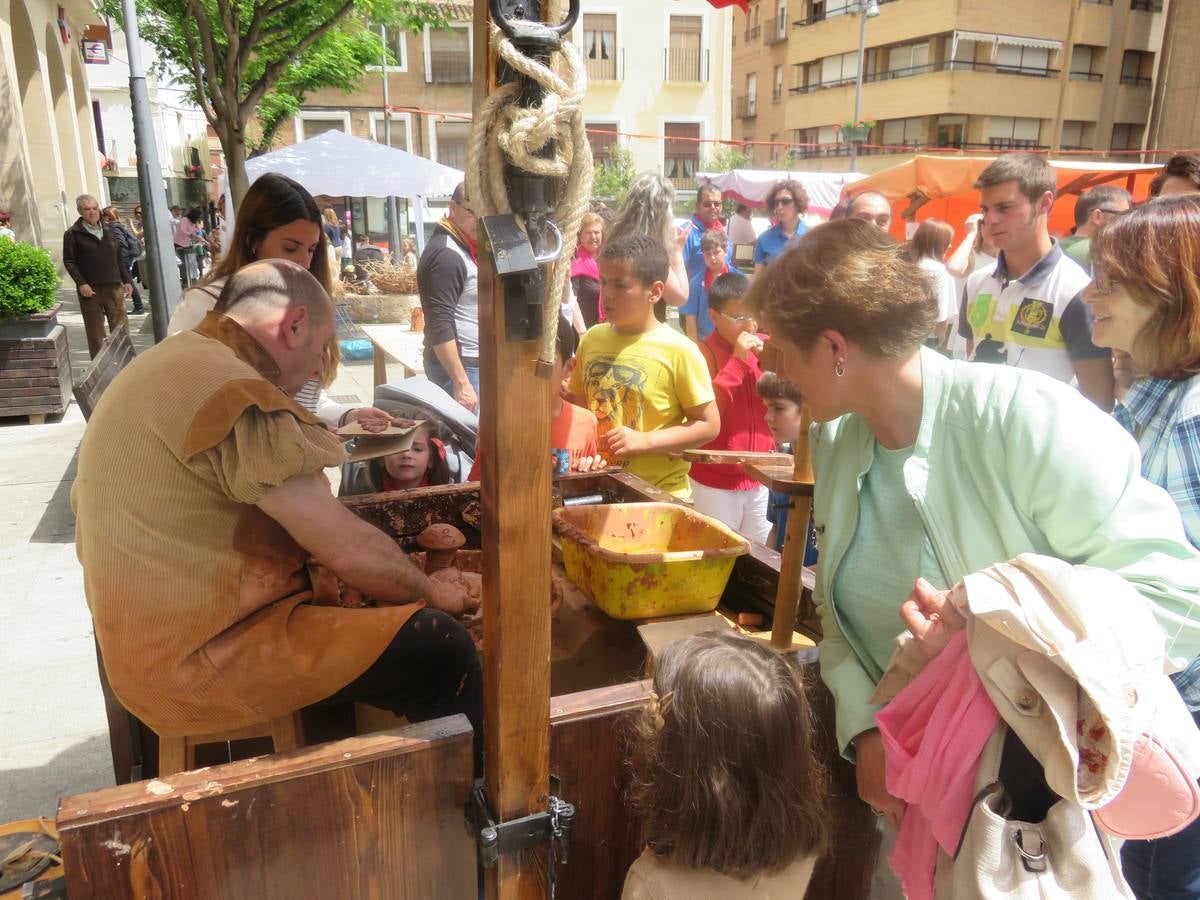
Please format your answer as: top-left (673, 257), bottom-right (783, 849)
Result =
top-left (959, 153), bottom-right (1114, 410)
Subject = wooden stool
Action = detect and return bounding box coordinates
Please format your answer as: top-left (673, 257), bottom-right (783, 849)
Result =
top-left (157, 713), bottom-right (305, 776)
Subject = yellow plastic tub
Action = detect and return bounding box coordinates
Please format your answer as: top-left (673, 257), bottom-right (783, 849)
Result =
top-left (552, 502), bottom-right (750, 620)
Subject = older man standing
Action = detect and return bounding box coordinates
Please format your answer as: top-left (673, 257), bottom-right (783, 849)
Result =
top-left (418, 182), bottom-right (479, 413)
top-left (73, 260), bottom-right (481, 764)
top-left (682, 182), bottom-right (726, 281)
top-left (62, 193), bottom-right (131, 357)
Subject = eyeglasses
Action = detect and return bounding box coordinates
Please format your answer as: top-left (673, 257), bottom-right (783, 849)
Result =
top-left (719, 311), bottom-right (755, 324)
top-left (773, 197), bottom-right (795, 207)
top-left (1092, 272), bottom-right (1118, 295)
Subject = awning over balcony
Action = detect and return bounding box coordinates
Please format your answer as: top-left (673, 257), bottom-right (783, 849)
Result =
top-left (952, 30), bottom-right (1063, 60)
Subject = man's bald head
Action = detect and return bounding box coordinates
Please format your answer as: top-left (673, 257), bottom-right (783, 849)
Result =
top-left (217, 259), bottom-right (332, 325)
top-left (846, 191), bottom-right (893, 230)
top-left (217, 259), bottom-right (336, 394)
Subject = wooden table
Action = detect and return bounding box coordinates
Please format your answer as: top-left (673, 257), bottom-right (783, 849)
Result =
top-left (358, 323), bottom-right (426, 386)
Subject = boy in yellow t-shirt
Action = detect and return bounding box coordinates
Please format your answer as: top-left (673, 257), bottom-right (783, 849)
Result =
top-left (569, 233), bottom-right (719, 498)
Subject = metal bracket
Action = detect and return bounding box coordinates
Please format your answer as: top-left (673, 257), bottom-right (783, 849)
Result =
top-left (467, 779), bottom-right (576, 870)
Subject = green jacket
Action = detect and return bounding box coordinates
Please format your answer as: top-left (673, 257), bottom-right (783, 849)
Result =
top-left (811, 348), bottom-right (1200, 754)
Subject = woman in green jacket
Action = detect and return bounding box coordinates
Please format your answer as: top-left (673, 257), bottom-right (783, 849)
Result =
top-left (746, 218), bottom-right (1200, 828)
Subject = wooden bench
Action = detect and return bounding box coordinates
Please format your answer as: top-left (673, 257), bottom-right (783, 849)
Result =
top-left (71, 321), bottom-right (135, 420)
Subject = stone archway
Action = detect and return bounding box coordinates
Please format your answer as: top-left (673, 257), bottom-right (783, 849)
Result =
top-left (69, 37), bottom-right (103, 200)
top-left (0, 0), bottom-right (41, 244)
top-left (46, 22), bottom-right (86, 204)
top-left (11, 2), bottom-right (67, 255)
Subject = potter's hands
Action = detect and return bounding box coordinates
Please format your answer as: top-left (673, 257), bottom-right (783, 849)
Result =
top-left (900, 577), bottom-right (967, 661)
top-left (602, 426), bottom-right (649, 459)
top-left (425, 577), bottom-right (478, 617)
top-left (853, 729), bottom-right (906, 831)
top-left (79, 284), bottom-right (95, 298)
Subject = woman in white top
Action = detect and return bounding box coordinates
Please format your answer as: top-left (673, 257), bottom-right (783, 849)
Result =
top-left (905, 219), bottom-right (958, 352)
top-left (169, 172), bottom-right (391, 430)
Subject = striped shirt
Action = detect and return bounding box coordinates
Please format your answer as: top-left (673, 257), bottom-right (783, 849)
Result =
top-left (1114, 374), bottom-right (1200, 550)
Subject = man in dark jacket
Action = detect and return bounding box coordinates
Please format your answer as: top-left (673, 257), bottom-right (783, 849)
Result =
top-left (417, 182), bottom-right (479, 413)
top-left (63, 194), bottom-right (131, 357)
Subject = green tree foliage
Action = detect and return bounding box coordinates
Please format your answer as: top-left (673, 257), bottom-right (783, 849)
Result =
top-left (0, 241), bottom-right (59, 318)
top-left (103, 0), bottom-right (448, 207)
top-left (592, 144), bottom-right (637, 206)
top-left (701, 144), bottom-right (751, 173)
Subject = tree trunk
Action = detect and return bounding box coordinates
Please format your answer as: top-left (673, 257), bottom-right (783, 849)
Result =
top-left (225, 142), bottom-right (250, 212)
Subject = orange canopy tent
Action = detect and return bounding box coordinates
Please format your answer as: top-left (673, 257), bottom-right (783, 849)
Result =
top-left (843, 154), bottom-right (1163, 244)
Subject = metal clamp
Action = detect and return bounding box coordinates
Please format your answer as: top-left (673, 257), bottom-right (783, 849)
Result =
top-left (467, 782), bottom-right (576, 870)
top-left (532, 220), bottom-right (563, 266)
top-left (489, 0), bottom-right (580, 45)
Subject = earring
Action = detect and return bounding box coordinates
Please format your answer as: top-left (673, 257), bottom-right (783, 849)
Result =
top-left (835, 358), bottom-right (845, 378)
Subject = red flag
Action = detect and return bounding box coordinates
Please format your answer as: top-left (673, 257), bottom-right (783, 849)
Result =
top-left (705, 0), bottom-right (749, 10)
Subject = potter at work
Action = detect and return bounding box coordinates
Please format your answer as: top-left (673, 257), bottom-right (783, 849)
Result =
top-left (72, 260), bottom-right (483, 766)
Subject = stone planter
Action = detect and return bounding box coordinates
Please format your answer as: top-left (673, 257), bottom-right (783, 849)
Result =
top-left (345, 292), bottom-right (418, 325)
top-left (0, 302), bottom-right (71, 423)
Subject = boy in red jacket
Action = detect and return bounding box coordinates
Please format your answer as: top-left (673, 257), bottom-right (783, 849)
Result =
top-left (688, 272), bottom-right (775, 543)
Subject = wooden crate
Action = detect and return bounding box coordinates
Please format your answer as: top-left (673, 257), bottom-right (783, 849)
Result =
top-left (0, 324), bottom-right (71, 422)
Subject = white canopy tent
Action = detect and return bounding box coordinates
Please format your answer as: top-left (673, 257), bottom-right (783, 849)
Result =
top-left (221, 130), bottom-right (465, 252)
top-left (695, 168), bottom-right (867, 215)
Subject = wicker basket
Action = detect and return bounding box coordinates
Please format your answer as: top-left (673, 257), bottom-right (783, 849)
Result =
top-left (363, 261), bottom-right (418, 294)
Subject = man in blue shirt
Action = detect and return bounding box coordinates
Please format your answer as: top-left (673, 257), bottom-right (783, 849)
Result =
top-left (682, 183), bottom-right (726, 281)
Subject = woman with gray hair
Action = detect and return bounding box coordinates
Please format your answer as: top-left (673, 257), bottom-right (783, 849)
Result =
top-left (607, 173), bottom-right (691, 321)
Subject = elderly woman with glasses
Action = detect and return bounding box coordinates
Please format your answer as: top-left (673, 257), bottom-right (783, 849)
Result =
top-left (1083, 193), bottom-right (1200, 899)
top-left (754, 179), bottom-right (809, 274)
top-left (746, 217), bottom-right (1200, 839)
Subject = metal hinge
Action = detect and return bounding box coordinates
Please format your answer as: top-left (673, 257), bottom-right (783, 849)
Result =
top-left (466, 778), bottom-right (576, 894)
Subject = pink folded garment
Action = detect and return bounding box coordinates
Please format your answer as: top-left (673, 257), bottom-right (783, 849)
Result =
top-left (875, 630), bottom-right (1000, 900)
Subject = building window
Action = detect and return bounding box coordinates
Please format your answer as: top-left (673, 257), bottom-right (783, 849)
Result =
top-left (1120, 50), bottom-right (1154, 86)
top-left (1111, 122), bottom-right (1144, 151)
top-left (945, 38), bottom-right (976, 71)
top-left (434, 120), bottom-right (470, 170)
top-left (988, 116), bottom-right (1042, 149)
top-left (370, 112), bottom-right (411, 151)
top-left (1069, 45), bottom-right (1104, 82)
top-left (369, 25), bottom-right (407, 71)
top-left (887, 41), bottom-right (930, 76)
top-left (773, 65), bottom-right (784, 101)
top-left (426, 25), bottom-right (471, 83)
top-left (583, 13), bottom-right (617, 80)
top-left (995, 44), bottom-right (1051, 76)
top-left (881, 117), bottom-right (923, 147)
top-left (936, 115), bottom-right (967, 148)
top-left (663, 121), bottom-right (701, 189)
top-left (747, 73), bottom-right (757, 116)
top-left (667, 15), bottom-right (703, 82)
top-left (295, 111), bottom-right (350, 143)
top-left (587, 121), bottom-right (620, 163)
top-left (1060, 120), bottom-right (1092, 150)
top-left (820, 50), bottom-right (858, 87)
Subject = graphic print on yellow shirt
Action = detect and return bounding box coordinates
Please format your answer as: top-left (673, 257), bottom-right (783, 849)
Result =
top-left (571, 324), bottom-right (714, 498)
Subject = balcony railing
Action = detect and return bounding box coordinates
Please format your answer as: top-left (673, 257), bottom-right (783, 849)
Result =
top-left (428, 50), bottom-right (471, 83)
top-left (1130, 0), bottom-right (1163, 10)
top-left (666, 173), bottom-right (699, 192)
top-left (664, 47), bottom-right (706, 82)
top-left (764, 17), bottom-right (787, 45)
top-left (735, 95), bottom-right (758, 118)
top-left (585, 48), bottom-right (620, 81)
top-left (1120, 74), bottom-right (1152, 86)
top-left (1070, 71), bottom-right (1104, 82)
top-left (793, 0), bottom-right (899, 28)
top-left (744, 24), bottom-right (760, 42)
top-left (790, 138), bottom-right (1049, 159)
top-left (790, 58), bottom-right (1060, 94)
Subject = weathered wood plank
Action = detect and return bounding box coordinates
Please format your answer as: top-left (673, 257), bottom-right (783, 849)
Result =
top-left (57, 717), bottom-right (477, 900)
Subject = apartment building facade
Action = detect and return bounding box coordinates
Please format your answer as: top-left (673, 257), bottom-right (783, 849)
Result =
top-left (733, 0), bottom-right (1166, 173)
top-left (1145, 0), bottom-right (1200, 152)
top-left (570, 0), bottom-right (733, 194)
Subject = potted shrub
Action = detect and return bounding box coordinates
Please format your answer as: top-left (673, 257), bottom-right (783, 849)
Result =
top-left (840, 119), bottom-right (875, 143)
top-left (0, 239), bottom-right (60, 338)
top-left (0, 239), bottom-right (71, 422)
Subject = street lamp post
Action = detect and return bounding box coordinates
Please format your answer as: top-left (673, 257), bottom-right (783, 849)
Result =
top-left (849, 0), bottom-right (880, 173)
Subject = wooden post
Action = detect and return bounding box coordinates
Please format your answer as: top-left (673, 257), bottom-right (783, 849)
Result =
top-left (473, 3), bottom-right (554, 898)
top-left (770, 409), bottom-right (814, 649)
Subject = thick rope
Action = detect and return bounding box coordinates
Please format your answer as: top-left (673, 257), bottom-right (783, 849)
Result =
top-left (467, 22), bottom-right (593, 375)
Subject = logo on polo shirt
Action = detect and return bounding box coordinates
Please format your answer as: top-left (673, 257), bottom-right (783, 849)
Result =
top-left (968, 293), bottom-right (995, 331)
top-left (1012, 297), bottom-right (1052, 340)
